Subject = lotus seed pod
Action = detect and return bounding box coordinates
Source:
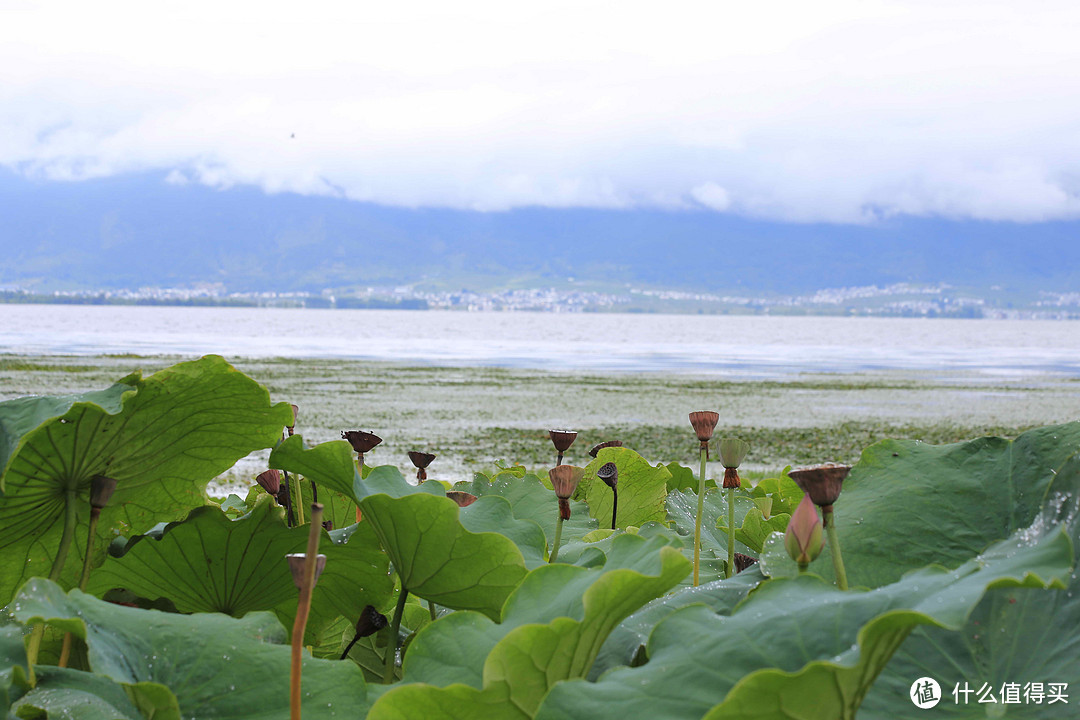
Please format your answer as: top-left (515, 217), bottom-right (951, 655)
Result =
top-left (341, 430), bottom-right (382, 454)
top-left (718, 438), bottom-right (750, 469)
top-left (549, 465), bottom-right (585, 499)
top-left (446, 491), bottom-right (478, 507)
top-left (549, 429), bottom-right (578, 453)
top-left (275, 484), bottom-right (291, 508)
top-left (597, 462), bottom-right (618, 490)
top-left (355, 605), bottom-right (388, 638)
top-left (784, 495), bottom-right (824, 566)
top-left (589, 440), bottom-right (623, 458)
top-left (408, 451), bottom-right (436, 481)
top-left (789, 464), bottom-right (851, 511)
top-left (256, 469), bottom-right (281, 496)
top-left (286, 553), bottom-right (327, 589)
top-left (688, 411), bottom-right (719, 443)
top-left (733, 552), bottom-right (758, 574)
top-left (89, 475), bottom-right (118, 510)
top-left (287, 404), bottom-right (299, 435)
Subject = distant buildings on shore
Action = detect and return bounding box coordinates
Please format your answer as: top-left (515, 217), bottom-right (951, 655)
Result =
top-left (1, 283), bottom-right (1077, 319)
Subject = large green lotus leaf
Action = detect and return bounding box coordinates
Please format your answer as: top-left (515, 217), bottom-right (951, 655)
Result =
top-left (462, 473), bottom-right (597, 553)
top-left (13, 579), bottom-right (372, 719)
top-left (458, 495), bottom-right (548, 570)
top-left (311, 520), bottom-right (395, 630)
top-left (580, 448), bottom-right (670, 529)
top-left (535, 523), bottom-right (1072, 720)
top-left (750, 471), bottom-right (803, 516)
top-left (666, 487), bottom-right (756, 585)
top-left (1, 624), bottom-right (28, 714)
top-left (283, 476), bottom-right (359, 534)
top-left (548, 522), bottom-right (684, 568)
top-left (360, 491), bottom-right (527, 620)
top-left (718, 508), bottom-right (791, 554)
top-left (591, 565), bottom-right (766, 679)
top-left (9, 666), bottom-right (146, 720)
top-left (400, 533), bottom-right (687, 689)
top-left (664, 461), bottom-right (700, 492)
top-left (0, 381), bottom-right (135, 491)
top-left (368, 683), bottom-right (522, 720)
top-left (0, 355), bottom-right (293, 606)
top-left (247, 474), bottom-right (365, 533)
top-left (371, 534), bottom-right (689, 720)
top-left (863, 454), bottom-right (1080, 718)
top-left (86, 497), bottom-right (392, 639)
top-left (269, 435), bottom-right (443, 505)
top-left (762, 423), bottom-right (1080, 588)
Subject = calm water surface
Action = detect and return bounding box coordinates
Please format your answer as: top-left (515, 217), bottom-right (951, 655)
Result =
top-left (2, 305), bottom-right (1079, 379)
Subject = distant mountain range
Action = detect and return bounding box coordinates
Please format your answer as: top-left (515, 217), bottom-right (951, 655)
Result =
top-left (2, 169), bottom-right (1078, 299)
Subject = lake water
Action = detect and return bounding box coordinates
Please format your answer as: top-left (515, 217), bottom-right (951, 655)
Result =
top-left (2, 304), bottom-right (1079, 379)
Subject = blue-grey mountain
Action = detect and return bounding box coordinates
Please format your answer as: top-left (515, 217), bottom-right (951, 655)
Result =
top-left (2, 170), bottom-right (1077, 296)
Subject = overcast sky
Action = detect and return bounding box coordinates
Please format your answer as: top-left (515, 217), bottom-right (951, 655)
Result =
top-left (3, 0), bottom-right (1079, 223)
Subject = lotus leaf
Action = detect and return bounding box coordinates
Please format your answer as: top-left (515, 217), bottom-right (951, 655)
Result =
top-left (760, 423), bottom-right (1080, 586)
top-left (536, 523), bottom-right (1072, 720)
top-left (371, 534), bottom-right (689, 719)
top-left (13, 579), bottom-right (373, 719)
top-left (580, 447), bottom-right (670, 529)
top-left (0, 355), bottom-right (293, 605)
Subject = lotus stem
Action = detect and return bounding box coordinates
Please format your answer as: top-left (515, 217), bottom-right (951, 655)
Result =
top-left (726, 487), bottom-right (735, 579)
top-left (290, 503), bottom-right (323, 720)
top-left (556, 451), bottom-right (564, 466)
top-left (340, 633), bottom-right (362, 661)
top-left (57, 633), bottom-right (73, 669)
top-left (51, 489), bottom-right (79, 581)
top-left (549, 515), bottom-right (565, 563)
top-left (383, 587), bottom-right (409, 684)
top-left (282, 468), bottom-right (297, 527)
top-left (340, 605), bottom-right (388, 662)
top-left (78, 507), bottom-right (103, 591)
top-left (693, 443), bottom-right (706, 586)
top-left (798, 561), bottom-right (809, 573)
top-left (293, 478), bottom-right (306, 526)
top-left (60, 503), bottom-right (105, 667)
top-left (356, 454), bottom-right (365, 523)
top-left (429, 600), bottom-right (437, 622)
top-left (27, 487), bottom-right (79, 685)
top-left (823, 507), bottom-right (849, 590)
top-left (611, 487), bottom-right (618, 530)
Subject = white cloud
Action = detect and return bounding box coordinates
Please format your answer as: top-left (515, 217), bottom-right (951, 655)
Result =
top-left (2, 0), bottom-right (1080, 222)
top-left (691, 183), bottom-right (731, 211)
top-left (163, 168), bottom-right (188, 186)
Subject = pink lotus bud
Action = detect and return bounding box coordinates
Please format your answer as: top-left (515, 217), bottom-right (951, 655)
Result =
top-left (785, 495), bottom-right (824, 566)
